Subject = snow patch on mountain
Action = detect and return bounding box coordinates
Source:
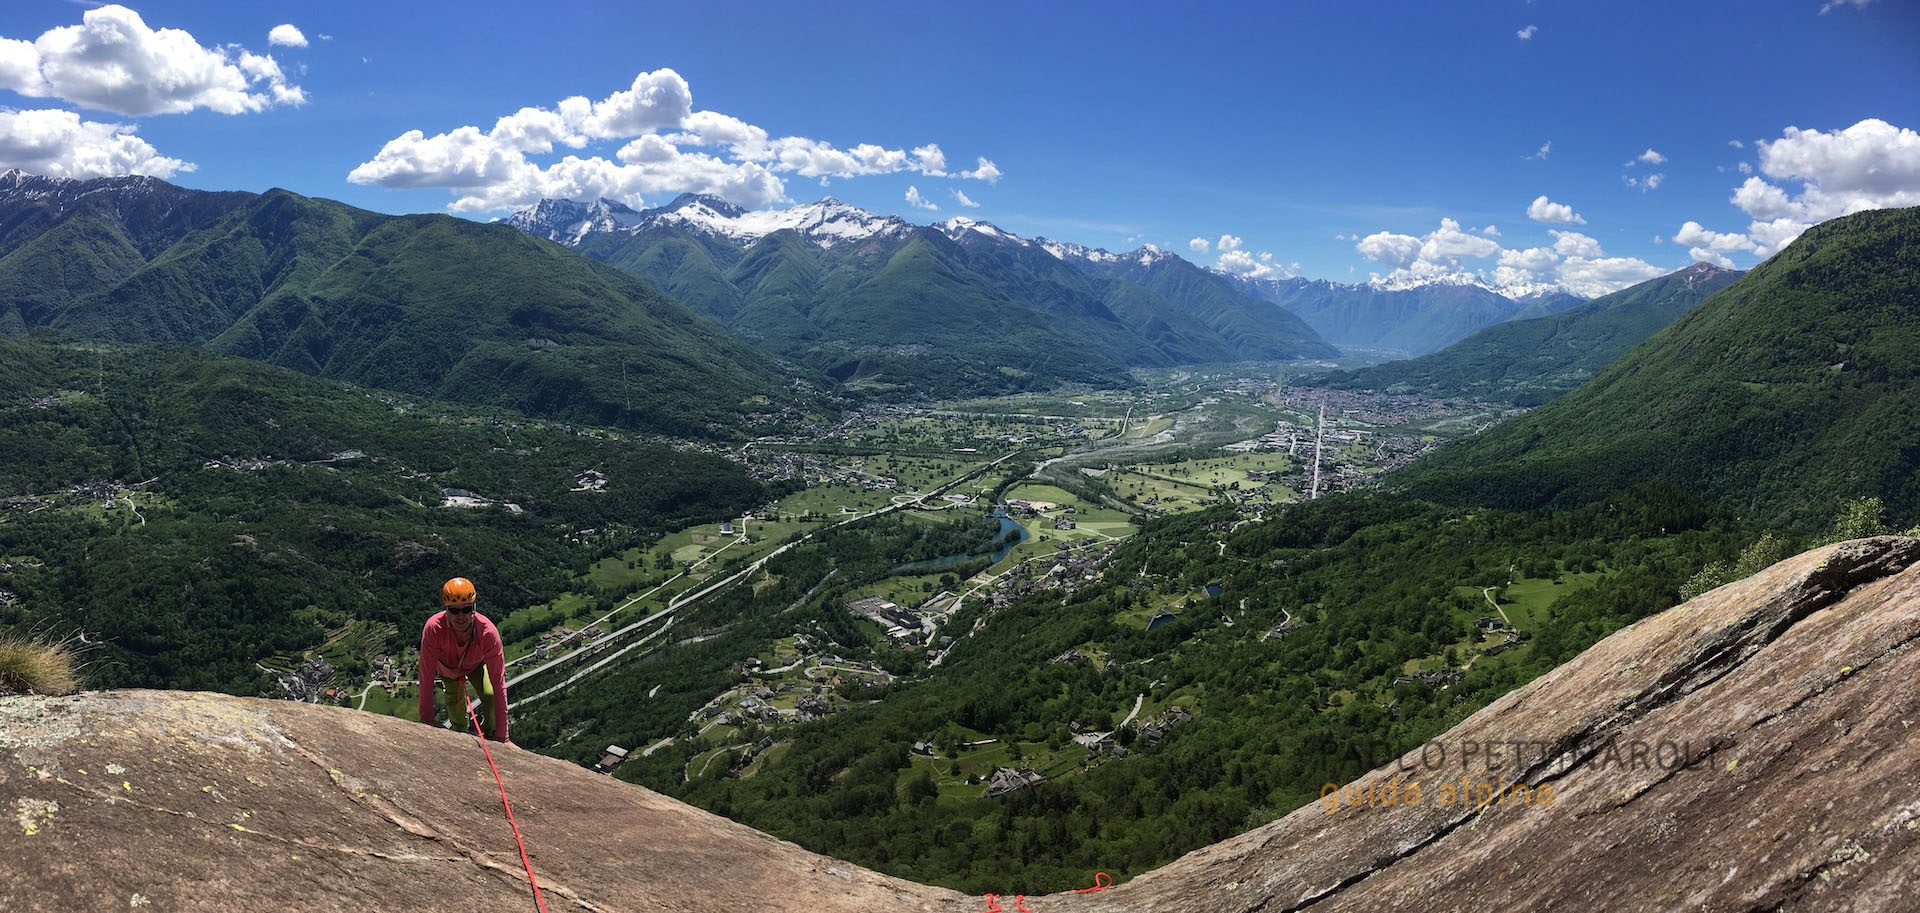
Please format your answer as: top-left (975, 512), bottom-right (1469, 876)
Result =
top-left (500, 198), bottom-right (646, 245)
top-left (936, 216), bottom-right (1025, 245)
top-left (1136, 244), bottom-right (1177, 267)
top-left (0, 169), bottom-right (175, 209)
top-left (1038, 237), bottom-right (1120, 264)
top-left (1364, 268), bottom-right (1567, 300)
top-left (505, 194), bottom-right (913, 250)
top-left (683, 198), bottom-right (913, 248)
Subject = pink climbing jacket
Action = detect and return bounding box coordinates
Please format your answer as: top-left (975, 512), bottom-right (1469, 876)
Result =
top-left (417, 609), bottom-right (509, 742)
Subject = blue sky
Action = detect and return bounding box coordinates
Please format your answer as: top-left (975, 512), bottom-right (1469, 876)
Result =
top-left (2, 1), bottom-right (1917, 296)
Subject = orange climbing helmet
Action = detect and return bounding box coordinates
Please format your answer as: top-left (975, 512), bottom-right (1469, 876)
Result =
top-left (441, 577), bottom-right (477, 608)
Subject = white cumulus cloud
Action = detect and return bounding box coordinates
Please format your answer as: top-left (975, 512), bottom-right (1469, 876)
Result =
top-left (1493, 246), bottom-right (1560, 287)
top-left (1214, 248), bottom-right (1296, 281)
top-left (1689, 118), bottom-right (1920, 257)
top-left (268, 24), bottom-right (307, 48)
top-left (1673, 221), bottom-right (1753, 254)
top-left (1357, 212), bottom-right (1667, 296)
top-left (1526, 140), bottom-right (1551, 160)
top-left (0, 108), bottom-right (193, 178)
top-left (1689, 248), bottom-right (1736, 269)
top-left (1527, 194), bottom-right (1586, 225)
top-left (1217, 234), bottom-right (1243, 252)
top-left (1549, 230), bottom-right (1603, 258)
top-left (350, 67), bottom-right (996, 214)
top-left (954, 189), bottom-right (979, 208)
top-left (1635, 148), bottom-right (1667, 165)
top-left (1557, 257), bottom-right (1666, 298)
top-left (1355, 230), bottom-right (1423, 270)
top-left (960, 157), bottom-right (1002, 183)
top-left (1188, 237), bottom-right (1209, 253)
top-left (905, 185), bottom-right (937, 211)
top-left (1518, 25), bottom-right (1538, 40)
top-left (0, 4), bottom-right (304, 116)
top-left (1420, 218), bottom-right (1501, 262)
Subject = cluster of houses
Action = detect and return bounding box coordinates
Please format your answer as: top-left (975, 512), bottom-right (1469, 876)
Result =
top-left (1392, 668), bottom-right (1465, 689)
top-left (690, 639), bottom-right (902, 733)
top-left (981, 541), bottom-right (1120, 607)
top-left (1135, 707), bottom-right (1193, 750)
top-left (268, 659), bottom-right (341, 704)
top-left (368, 654), bottom-right (405, 695)
top-left (986, 767), bottom-right (1048, 798)
top-left (532, 624), bottom-right (606, 659)
top-left (1476, 616), bottom-right (1523, 656)
top-left (3, 480), bottom-right (151, 515)
top-left (1273, 387), bottom-right (1483, 427)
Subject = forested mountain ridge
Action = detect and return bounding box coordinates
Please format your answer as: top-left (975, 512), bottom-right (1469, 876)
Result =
top-left (1392, 206), bottom-right (1920, 528)
top-left (0, 333), bottom-right (773, 692)
top-left (505, 194), bottom-right (1336, 396)
top-left (1313, 262), bottom-right (1742, 405)
top-left (0, 172), bottom-right (792, 437)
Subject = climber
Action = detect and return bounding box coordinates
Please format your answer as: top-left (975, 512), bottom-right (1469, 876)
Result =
top-left (418, 576), bottom-right (510, 743)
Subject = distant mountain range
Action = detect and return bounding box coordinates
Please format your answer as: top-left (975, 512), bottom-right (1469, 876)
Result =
top-left (0, 171), bottom-right (786, 436)
top-left (1393, 206), bottom-right (1920, 528)
top-left (505, 194), bottom-right (1337, 396)
top-left (508, 195), bottom-right (1616, 371)
top-left (1231, 275), bottom-right (1589, 356)
top-left (1313, 261), bottom-right (1742, 405)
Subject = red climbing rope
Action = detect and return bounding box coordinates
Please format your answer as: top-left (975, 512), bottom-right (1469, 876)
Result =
top-left (979, 874), bottom-right (1108, 911)
top-left (467, 703), bottom-right (551, 913)
top-left (1074, 872), bottom-right (1113, 892)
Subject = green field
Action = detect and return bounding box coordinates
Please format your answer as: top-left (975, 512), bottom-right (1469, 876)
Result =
top-left (1005, 482), bottom-right (1139, 543)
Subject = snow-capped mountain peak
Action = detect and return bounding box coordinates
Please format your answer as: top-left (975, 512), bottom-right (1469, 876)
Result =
top-left (1037, 237), bottom-right (1120, 264)
top-left (499, 198), bottom-right (645, 245)
top-left (693, 197), bottom-right (912, 248)
top-left (936, 215), bottom-right (1024, 245)
top-left (505, 195), bottom-right (913, 249)
top-left (1362, 268), bottom-right (1570, 300)
top-left (1136, 244), bottom-right (1177, 267)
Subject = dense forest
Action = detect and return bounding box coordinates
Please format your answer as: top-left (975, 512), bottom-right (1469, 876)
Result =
top-left (0, 335), bottom-right (775, 691)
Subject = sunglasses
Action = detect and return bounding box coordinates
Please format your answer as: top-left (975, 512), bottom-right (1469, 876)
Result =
top-left (446, 604), bottom-right (477, 615)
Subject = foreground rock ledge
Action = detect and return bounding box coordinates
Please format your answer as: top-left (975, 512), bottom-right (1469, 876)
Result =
top-left (6, 538), bottom-right (1920, 912)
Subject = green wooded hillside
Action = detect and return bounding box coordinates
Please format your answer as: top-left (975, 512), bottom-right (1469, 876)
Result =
top-left (0, 334), bottom-right (772, 691)
top-left (1315, 263), bottom-right (1741, 405)
top-left (1392, 207), bottom-right (1920, 528)
top-left (0, 175), bottom-right (792, 437)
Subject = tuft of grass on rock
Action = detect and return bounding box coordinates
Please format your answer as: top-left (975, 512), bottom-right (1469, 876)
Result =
top-left (0, 633), bottom-right (82, 696)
